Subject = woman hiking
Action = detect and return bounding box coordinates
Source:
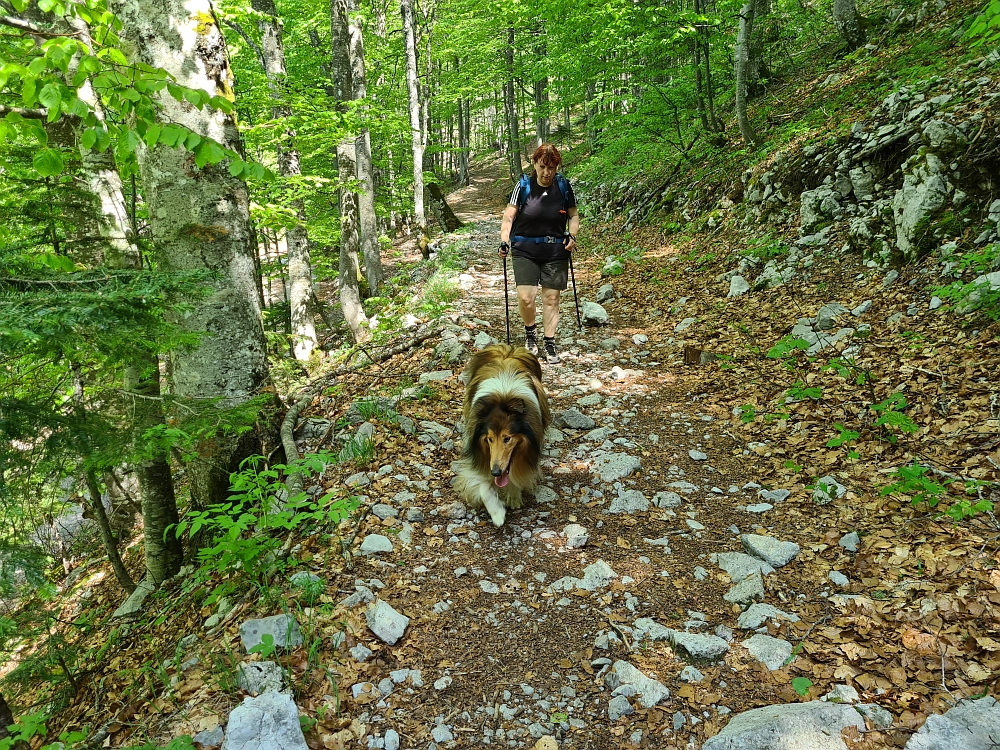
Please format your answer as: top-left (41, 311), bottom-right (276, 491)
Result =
top-left (498, 143), bottom-right (580, 364)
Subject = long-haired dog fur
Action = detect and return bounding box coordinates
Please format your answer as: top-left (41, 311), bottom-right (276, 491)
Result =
top-left (453, 344), bottom-right (551, 527)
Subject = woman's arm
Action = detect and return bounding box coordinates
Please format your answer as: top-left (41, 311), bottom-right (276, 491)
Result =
top-left (499, 204), bottom-right (518, 256)
top-left (565, 207), bottom-right (580, 252)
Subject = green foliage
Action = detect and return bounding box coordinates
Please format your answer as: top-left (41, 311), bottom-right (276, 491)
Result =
top-left (935, 244), bottom-right (1000, 320)
top-left (785, 381), bottom-right (823, 401)
top-left (176, 453), bottom-right (359, 593)
top-left (880, 460), bottom-right (948, 507)
top-left (791, 677), bottom-right (813, 697)
top-left (745, 234), bottom-right (789, 262)
top-left (964, 0), bottom-right (1000, 47)
top-left (870, 393), bottom-right (919, 443)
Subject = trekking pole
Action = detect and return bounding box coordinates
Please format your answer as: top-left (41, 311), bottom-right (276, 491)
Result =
top-left (502, 250), bottom-right (511, 344)
top-left (568, 252), bottom-right (583, 330)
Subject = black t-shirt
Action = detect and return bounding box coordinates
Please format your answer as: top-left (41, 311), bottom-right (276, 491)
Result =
top-left (509, 175), bottom-right (577, 262)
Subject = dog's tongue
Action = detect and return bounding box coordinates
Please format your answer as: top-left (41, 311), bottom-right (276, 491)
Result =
top-left (494, 472), bottom-right (509, 488)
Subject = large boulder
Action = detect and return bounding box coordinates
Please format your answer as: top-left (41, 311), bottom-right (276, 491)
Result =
top-left (905, 697), bottom-right (1000, 750)
top-left (222, 692), bottom-right (308, 750)
top-left (703, 702), bottom-right (867, 750)
top-left (892, 152), bottom-right (949, 261)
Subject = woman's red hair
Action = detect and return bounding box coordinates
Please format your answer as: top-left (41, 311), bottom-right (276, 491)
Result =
top-left (530, 143), bottom-right (561, 169)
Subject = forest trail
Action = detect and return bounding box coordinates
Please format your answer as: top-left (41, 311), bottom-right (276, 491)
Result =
top-left (306, 177), bottom-right (837, 749)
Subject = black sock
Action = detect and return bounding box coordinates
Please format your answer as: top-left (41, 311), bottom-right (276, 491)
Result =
top-left (544, 336), bottom-right (555, 348)
top-left (525, 324), bottom-right (537, 334)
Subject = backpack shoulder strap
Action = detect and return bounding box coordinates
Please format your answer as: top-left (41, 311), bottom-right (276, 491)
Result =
top-left (555, 173), bottom-right (570, 207)
top-left (516, 174), bottom-right (531, 210)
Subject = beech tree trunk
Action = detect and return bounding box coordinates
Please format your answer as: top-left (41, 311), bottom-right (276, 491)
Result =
top-left (833, 0), bottom-right (866, 51)
top-left (400, 0), bottom-right (426, 236)
top-left (337, 142), bottom-right (370, 343)
top-left (503, 28), bottom-right (523, 178)
top-left (66, 15), bottom-right (184, 587)
top-left (112, 0), bottom-right (273, 511)
top-left (345, 1), bottom-right (382, 296)
top-left (254, 0), bottom-right (318, 361)
top-left (735, 0), bottom-right (760, 146)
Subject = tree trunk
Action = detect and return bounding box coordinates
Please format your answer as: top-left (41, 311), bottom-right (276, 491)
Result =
top-left (833, 0), bottom-right (865, 51)
top-left (426, 182), bottom-right (464, 231)
top-left (457, 80), bottom-right (469, 187)
top-left (337, 142), bottom-right (371, 343)
top-left (400, 0), bottom-right (426, 238)
top-left (112, 0), bottom-right (273, 511)
top-left (70, 363), bottom-right (135, 594)
top-left (503, 28), bottom-right (523, 177)
top-left (735, 0), bottom-right (760, 146)
top-left (346, 4), bottom-right (382, 296)
top-left (254, 0), bottom-right (318, 361)
top-left (62, 15), bottom-right (185, 586)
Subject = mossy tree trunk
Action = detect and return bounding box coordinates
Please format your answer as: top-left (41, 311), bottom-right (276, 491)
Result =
top-left (111, 0), bottom-right (273, 513)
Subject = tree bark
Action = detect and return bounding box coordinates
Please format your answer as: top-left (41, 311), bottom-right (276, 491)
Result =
top-left (735, 0), bottom-right (760, 146)
top-left (400, 0), bottom-right (426, 238)
top-left (337, 141), bottom-right (371, 343)
top-left (253, 0), bottom-right (318, 362)
top-left (833, 0), bottom-right (865, 51)
top-left (503, 28), bottom-right (523, 177)
top-left (112, 0), bottom-right (273, 511)
top-left (345, 2), bottom-right (382, 296)
top-left (60, 15), bottom-right (183, 589)
top-left (426, 182), bottom-right (463, 231)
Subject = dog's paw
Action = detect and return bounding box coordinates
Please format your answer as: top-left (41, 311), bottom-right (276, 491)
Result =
top-left (487, 504), bottom-right (507, 527)
top-left (505, 494), bottom-right (524, 509)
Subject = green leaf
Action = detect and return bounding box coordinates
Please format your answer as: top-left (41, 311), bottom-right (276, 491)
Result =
top-left (38, 83), bottom-right (61, 109)
top-left (194, 139), bottom-right (224, 169)
top-left (21, 76), bottom-right (37, 105)
top-left (184, 88), bottom-right (206, 108)
top-left (791, 677), bottom-right (813, 697)
top-left (184, 131), bottom-right (202, 150)
top-left (144, 123), bottom-right (162, 148)
top-left (33, 148), bottom-right (64, 176)
top-left (228, 160), bottom-right (245, 177)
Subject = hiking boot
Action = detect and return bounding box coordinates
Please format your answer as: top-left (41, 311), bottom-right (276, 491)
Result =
top-left (544, 339), bottom-right (561, 364)
top-left (525, 327), bottom-right (539, 356)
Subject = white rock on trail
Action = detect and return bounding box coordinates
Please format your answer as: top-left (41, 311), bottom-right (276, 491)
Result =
top-left (365, 601), bottom-right (409, 645)
top-left (221, 692), bottom-right (308, 750)
top-left (703, 702), bottom-right (867, 750)
top-left (741, 533), bottom-right (800, 567)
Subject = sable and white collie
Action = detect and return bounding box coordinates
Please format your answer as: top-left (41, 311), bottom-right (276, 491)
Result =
top-left (453, 344), bottom-right (551, 527)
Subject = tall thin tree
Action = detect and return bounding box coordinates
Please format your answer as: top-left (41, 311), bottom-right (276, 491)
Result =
top-left (400, 0), bottom-right (426, 242)
top-left (253, 0), bottom-right (319, 362)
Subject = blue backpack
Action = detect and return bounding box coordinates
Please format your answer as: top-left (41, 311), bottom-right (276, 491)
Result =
top-left (513, 172), bottom-right (571, 244)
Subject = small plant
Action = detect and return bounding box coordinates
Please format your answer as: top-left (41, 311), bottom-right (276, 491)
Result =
top-left (746, 234), bottom-right (790, 261)
top-left (785, 381), bottom-right (823, 401)
top-left (738, 404), bottom-right (757, 424)
top-left (827, 424), bottom-right (861, 459)
top-left (870, 393), bottom-right (919, 443)
top-left (880, 461), bottom-right (948, 508)
top-left (791, 676), bottom-right (813, 697)
top-left (767, 336), bottom-right (811, 370)
top-left (824, 357), bottom-right (872, 386)
top-left (935, 243), bottom-right (1000, 320)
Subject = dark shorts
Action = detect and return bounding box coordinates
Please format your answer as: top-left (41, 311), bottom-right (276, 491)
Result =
top-left (512, 256), bottom-right (569, 291)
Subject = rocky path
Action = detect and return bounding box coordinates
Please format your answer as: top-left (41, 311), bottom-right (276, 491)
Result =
top-left (211, 165), bottom-right (1000, 750)
top-left (283, 208), bottom-right (897, 749)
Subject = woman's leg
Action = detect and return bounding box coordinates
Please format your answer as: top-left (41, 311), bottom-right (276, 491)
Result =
top-left (541, 287), bottom-right (561, 337)
top-left (517, 285), bottom-right (539, 327)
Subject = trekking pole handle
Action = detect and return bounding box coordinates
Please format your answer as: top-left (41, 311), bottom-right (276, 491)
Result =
top-left (498, 242), bottom-right (509, 258)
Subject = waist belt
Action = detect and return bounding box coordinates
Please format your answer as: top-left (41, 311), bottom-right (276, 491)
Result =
top-left (513, 235), bottom-right (565, 244)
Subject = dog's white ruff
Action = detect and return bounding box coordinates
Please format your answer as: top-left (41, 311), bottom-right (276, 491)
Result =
top-left (471, 370), bottom-right (540, 413)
